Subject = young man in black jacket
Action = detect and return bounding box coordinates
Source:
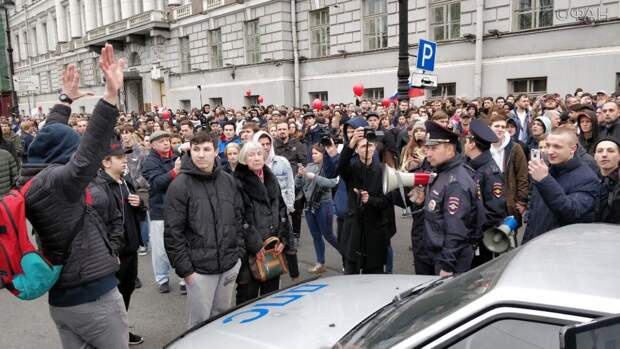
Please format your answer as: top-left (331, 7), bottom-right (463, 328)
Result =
top-left (164, 132), bottom-right (244, 327)
top-left (90, 142), bottom-right (146, 345)
top-left (20, 45), bottom-right (130, 348)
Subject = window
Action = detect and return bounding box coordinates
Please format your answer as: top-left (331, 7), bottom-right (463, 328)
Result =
top-left (310, 91), bottom-right (328, 103)
top-left (41, 22), bottom-right (49, 51)
top-left (430, 1), bottom-right (461, 41)
top-left (180, 99), bottom-right (191, 111)
top-left (363, 0), bottom-right (388, 50)
top-left (209, 97), bottom-right (223, 106)
top-left (46, 71), bottom-right (52, 92)
top-left (448, 319), bottom-right (561, 349)
top-left (510, 77), bottom-right (547, 95)
top-left (245, 20), bottom-right (261, 64)
top-left (310, 8), bottom-right (330, 58)
top-left (514, 0), bottom-right (553, 30)
top-left (209, 29), bottom-right (223, 69)
top-left (245, 95), bottom-right (259, 106)
top-left (431, 83), bottom-right (456, 97)
top-left (179, 36), bottom-right (191, 73)
top-left (93, 58), bottom-right (101, 84)
top-left (364, 87), bottom-right (384, 101)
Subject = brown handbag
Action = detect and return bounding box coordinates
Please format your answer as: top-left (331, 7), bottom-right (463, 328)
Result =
top-left (248, 237), bottom-right (289, 282)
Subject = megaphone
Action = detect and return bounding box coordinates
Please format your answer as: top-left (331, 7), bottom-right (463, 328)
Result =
top-left (382, 165), bottom-right (436, 195)
top-left (483, 216), bottom-right (519, 254)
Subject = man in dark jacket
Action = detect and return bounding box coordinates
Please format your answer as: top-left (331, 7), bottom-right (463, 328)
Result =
top-left (142, 130), bottom-right (181, 294)
top-left (594, 138), bottom-right (620, 224)
top-left (523, 127), bottom-right (601, 242)
top-left (19, 45), bottom-right (129, 348)
top-left (164, 132), bottom-right (244, 328)
top-left (90, 142), bottom-right (146, 345)
top-left (599, 101), bottom-right (620, 143)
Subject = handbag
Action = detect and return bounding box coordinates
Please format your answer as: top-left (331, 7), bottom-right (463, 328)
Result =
top-left (248, 237), bottom-right (289, 282)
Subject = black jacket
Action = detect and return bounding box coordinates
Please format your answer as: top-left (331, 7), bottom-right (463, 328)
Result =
top-left (598, 167), bottom-right (620, 224)
top-left (164, 155), bottom-right (245, 278)
top-left (234, 163), bottom-right (290, 283)
top-left (599, 118), bottom-right (620, 144)
top-left (274, 137), bottom-right (307, 174)
top-left (468, 151), bottom-right (507, 231)
top-left (90, 170), bottom-right (145, 256)
top-left (142, 149), bottom-right (177, 220)
top-left (20, 101), bottom-right (121, 290)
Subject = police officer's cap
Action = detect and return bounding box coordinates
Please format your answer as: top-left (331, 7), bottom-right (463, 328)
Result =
top-left (424, 121), bottom-right (459, 146)
top-left (469, 119), bottom-right (498, 145)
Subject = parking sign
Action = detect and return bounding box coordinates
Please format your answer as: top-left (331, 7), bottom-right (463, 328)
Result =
top-left (416, 39), bottom-right (437, 72)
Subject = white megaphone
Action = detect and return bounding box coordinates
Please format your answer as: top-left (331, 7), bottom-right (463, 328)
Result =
top-left (382, 165), bottom-right (436, 195)
top-left (483, 216), bottom-right (519, 253)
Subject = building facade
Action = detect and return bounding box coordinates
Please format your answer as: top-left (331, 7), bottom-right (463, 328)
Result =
top-left (6, 0), bottom-right (620, 114)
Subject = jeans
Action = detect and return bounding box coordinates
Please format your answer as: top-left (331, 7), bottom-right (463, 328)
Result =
top-left (186, 260), bottom-right (241, 328)
top-left (305, 201), bottom-right (339, 265)
top-left (149, 220), bottom-right (172, 285)
top-left (139, 211), bottom-right (150, 248)
top-left (49, 288), bottom-right (128, 349)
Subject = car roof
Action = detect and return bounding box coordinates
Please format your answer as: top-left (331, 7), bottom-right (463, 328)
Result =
top-left (489, 223), bottom-right (620, 314)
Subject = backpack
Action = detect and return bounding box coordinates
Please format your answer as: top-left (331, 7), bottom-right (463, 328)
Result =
top-left (0, 179), bottom-right (62, 300)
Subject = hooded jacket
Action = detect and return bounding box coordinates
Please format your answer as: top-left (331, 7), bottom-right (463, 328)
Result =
top-left (164, 155), bottom-right (245, 277)
top-left (577, 113), bottom-right (599, 154)
top-left (253, 131), bottom-right (295, 210)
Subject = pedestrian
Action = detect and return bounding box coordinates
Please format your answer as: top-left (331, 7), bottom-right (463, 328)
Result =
top-left (508, 94), bottom-right (533, 144)
top-left (594, 138), bottom-right (620, 223)
top-left (141, 129), bottom-right (183, 294)
top-left (523, 128), bottom-right (601, 243)
top-left (164, 131), bottom-right (244, 328)
top-left (296, 144), bottom-right (340, 274)
top-left (577, 110), bottom-right (599, 153)
top-left (1, 119), bottom-right (23, 168)
top-left (223, 142), bottom-right (241, 174)
top-left (234, 141), bottom-right (290, 304)
top-left (464, 120), bottom-right (507, 267)
top-left (218, 121), bottom-right (240, 161)
top-left (525, 116), bottom-right (552, 155)
top-left (0, 148), bottom-right (17, 195)
top-left (19, 45), bottom-right (129, 349)
top-left (598, 101), bottom-right (620, 142)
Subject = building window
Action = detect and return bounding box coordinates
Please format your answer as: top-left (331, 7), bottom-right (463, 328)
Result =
top-left (430, 1), bottom-right (461, 41)
top-left (509, 77), bottom-right (547, 95)
top-left (209, 29), bottom-right (223, 69)
top-left (364, 87), bottom-right (384, 101)
top-left (310, 91), bottom-right (329, 103)
top-left (41, 22), bottom-right (49, 51)
top-left (245, 95), bottom-right (259, 106)
top-left (431, 83), bottom-right (456, 98)
top-left (179, 36), bottom-right (191, 73)
top-left (363, 0), bottom-right (388, 50)
top-left (245, 20), bottom-right (261, 64)
top-left (209, 97), bottom-right (223, 106)
top-left (93, 58), bottom-right (101, 84)
top-left (514, 0), bottom-right (553, 31)
top-left (47, 71), bottom-right (53, 92)
top-left (310, 8), bottom-right (330, 58)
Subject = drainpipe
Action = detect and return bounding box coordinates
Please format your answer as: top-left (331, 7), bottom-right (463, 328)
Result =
top-left (290, 0), bottom-right (300, 106)
top-left (473, 0), bottom-right (483, 97)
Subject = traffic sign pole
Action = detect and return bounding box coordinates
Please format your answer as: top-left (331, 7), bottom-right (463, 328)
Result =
top-left (396, 0), bottom-right (409, 102)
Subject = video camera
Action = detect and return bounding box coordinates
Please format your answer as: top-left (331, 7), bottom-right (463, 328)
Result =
top-left (363, 127), bottom-right (384, 142)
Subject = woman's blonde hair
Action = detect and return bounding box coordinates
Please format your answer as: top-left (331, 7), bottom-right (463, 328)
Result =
top-left (238, 141), bottom-right (262, 165)
top-left (225, 142), bottom-right (241, 155)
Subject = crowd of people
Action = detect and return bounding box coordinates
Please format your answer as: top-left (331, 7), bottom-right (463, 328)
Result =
top-left (1, 44), bottom-right (619, 348)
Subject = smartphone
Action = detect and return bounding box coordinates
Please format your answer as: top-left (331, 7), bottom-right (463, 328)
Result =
top-left (530, 149), bottom-right (541, 162)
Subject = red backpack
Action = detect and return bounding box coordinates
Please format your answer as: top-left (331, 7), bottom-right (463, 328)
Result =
top-left (0, 180), bottom-right (62, 300)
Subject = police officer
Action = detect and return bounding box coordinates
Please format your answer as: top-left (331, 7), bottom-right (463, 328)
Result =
top-left (409, 121), bottom-right (479, 276)
top-left (464, 119), bottom-right (508, 268)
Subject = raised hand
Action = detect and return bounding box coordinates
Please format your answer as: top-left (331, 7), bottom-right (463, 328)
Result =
top-left (62, 64), bottom-right (94, 101)
top-left (99, 43), bottom-right (127, 105)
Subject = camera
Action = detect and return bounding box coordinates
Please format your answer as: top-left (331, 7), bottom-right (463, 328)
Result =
top-left (363, 127), bottom-right (384, 142)
top-left (320, 136), bottom-right (333, 147)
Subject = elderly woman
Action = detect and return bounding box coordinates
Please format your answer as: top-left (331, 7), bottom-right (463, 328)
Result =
top-left (234, 141), bottom-right (290, 304)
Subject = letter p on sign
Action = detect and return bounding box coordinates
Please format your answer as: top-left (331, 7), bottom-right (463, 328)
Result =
top-left (416, 39), bottom-right (437, 72)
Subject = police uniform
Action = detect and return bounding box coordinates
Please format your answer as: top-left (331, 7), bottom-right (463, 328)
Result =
top-left (422, 121), bottom-right (479, 275)
top-left (467, 119), bottom-right (508, 268)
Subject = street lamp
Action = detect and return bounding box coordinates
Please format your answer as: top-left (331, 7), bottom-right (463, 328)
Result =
top-left (1, 0), bottom-right (18, 115)
top-left (396, 0), bottom-right (410, 101)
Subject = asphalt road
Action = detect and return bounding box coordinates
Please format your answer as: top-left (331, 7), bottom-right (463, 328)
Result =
top-left (1, 211), bottom-right (416, 349)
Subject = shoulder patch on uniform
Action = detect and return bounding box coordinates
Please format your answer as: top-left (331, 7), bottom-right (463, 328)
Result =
top-left (428, 199), bottom-right (436, 211)
top-left (447, 196), bottom-right (460, 215)
top-left (492, 182), bottom-right (503, 198)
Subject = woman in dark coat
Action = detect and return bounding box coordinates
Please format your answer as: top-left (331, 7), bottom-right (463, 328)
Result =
top-left (234, 140), bottom-right (290, 304)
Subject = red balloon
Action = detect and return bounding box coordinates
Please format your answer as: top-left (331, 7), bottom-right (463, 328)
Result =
top-left (353, 83), bottom-right (364, 97)
top-left (312, 98), bottom-right (323, 110)
top-left (382, 98), bottom-right (391, 108)
top-left (162, 110), bottom-right (171, 120)
top-left (257, 96), bottom-right (264, 104)
top-left (244, 90), bottom-right (252, 97)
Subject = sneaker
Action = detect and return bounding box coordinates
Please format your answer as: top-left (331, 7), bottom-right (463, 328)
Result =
top-left (158, 282), bottom-right (170, 294)
top-left (180, 283), bottom-right (187, 295)
top-left (308, 264), bottom-right (326, 274)
top-left (135, 277), bottom-right (142, 289)
top-left (137, 246), bottom-right (148, 256)
top-left (129, 332), bottom-right (144, 345)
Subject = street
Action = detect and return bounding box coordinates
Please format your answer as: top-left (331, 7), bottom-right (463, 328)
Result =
top-left (0, 211), bottom-right (415, 349)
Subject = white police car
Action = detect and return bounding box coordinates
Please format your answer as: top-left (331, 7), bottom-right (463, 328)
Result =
top-left (166, 224), bottom-right (620, 349)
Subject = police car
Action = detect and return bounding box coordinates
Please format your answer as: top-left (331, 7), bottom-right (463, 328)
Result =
top-left (165, 224), bottom-right (620, 349)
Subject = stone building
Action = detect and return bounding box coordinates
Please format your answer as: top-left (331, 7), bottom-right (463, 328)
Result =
top-left (6, 0), bottom-right (620, 114)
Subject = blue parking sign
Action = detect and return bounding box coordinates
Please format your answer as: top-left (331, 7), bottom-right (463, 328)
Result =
top-left (416, 39), bottom-right (437, 72)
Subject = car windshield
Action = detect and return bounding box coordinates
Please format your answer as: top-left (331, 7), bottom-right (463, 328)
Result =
top-left (337, 250), bottom-right (516, 349)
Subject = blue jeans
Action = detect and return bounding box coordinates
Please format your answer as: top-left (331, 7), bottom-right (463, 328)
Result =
top-left (305, 202), bottom-right (339, 264)
top-left (140, 211), bottom-right (150, 247)
top-left (150, 220), bottom-right (172, 285)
